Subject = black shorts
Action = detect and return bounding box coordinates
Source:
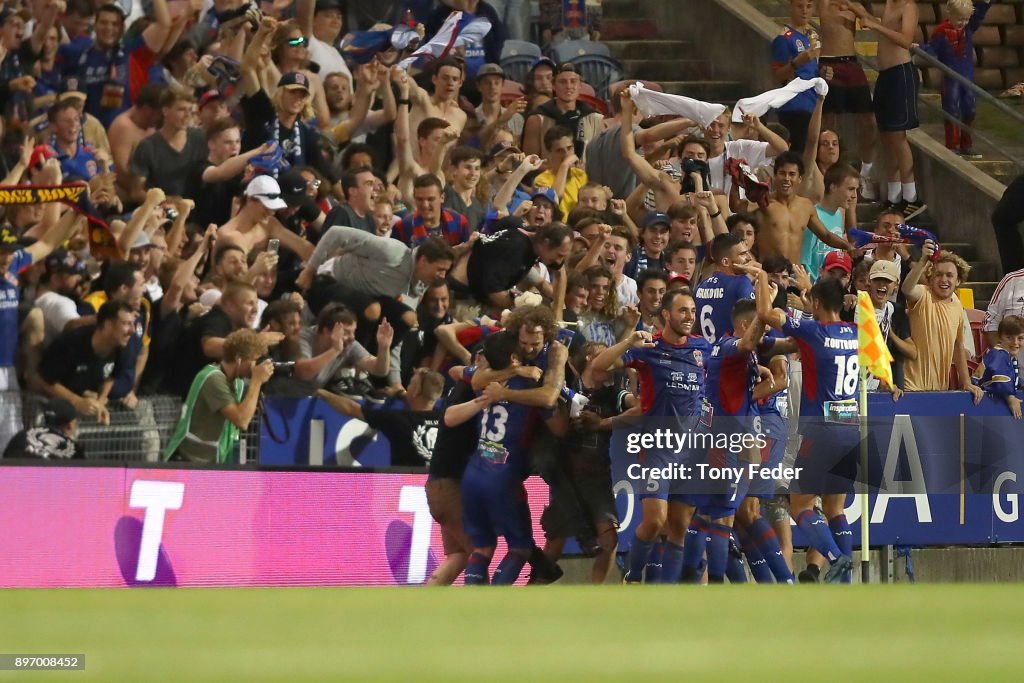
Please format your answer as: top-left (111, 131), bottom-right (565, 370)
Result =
top-left (873, 62), bottom-right (919, 132)
top-left (820, 56), bottom-right (873, 114)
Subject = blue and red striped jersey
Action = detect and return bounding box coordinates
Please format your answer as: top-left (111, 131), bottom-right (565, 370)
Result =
top-left (706, 335), bottom-right (757, 417)
top-left (782, 315), bottom-right (859, 422)
top-left (392, 209), bottom-right (471, 247)
top-left (623, 333), bottom-right (710, 421)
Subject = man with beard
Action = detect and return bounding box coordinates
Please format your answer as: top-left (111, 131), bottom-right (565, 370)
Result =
top-left (36, 249), bottom-right (89, 347)
top-left (591, 289), bottom-right (713, 583)
top-left (446, 221), bottom-right (572, 317)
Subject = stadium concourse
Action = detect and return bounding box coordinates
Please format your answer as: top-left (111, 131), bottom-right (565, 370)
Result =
top-left (0, 0), bottom-right (1023, 601)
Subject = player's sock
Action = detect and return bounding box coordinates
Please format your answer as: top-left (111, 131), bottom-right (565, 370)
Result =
top-left (747, 518), bottom-right (795, 583)
top-left (795, 509), bottom-right (842, 563)
top-left (829, 514), bottom-right (854, 584)
top-left (680, 517), bottom-right (709, 583)
top-left (902, 182), bottom-right (918, 203)
top-left (737, 528), bottom-right (773, 583)
top-left (626, 536), bottom-right (655, 583)
top-left (644, 539), bottom-right (665, 583)
top-left (860, 161), bottom-right (873, 179)
top-left (492, 552), bottom-right (527, 585)
top-left (726, 550), bottom-right (749, 583)
top-left (659, 541), bottom-right (685, 583)
top-left (706, 522), bottom-right (733, 583)
top-left (464, 552), bottom-right (491, 585)
top-left (887, 182), bottom-right (901, 203)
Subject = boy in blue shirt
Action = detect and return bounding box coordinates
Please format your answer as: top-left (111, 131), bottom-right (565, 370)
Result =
top-left (973, 315), bottom-right (1024, 417)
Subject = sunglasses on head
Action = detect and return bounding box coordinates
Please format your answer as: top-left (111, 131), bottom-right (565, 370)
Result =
top-left (256, 192), bottom-right (282, 200)
top-left (287, 36), bottom-right (308, 47)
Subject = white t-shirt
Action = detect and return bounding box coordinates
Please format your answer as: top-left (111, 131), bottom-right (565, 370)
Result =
top-left (36, 291), bottom-right (79, 346)
top-left (708, 139), bottom-right (771, 197)
top-left (309, 36), bottom-right (352, 82)
top-left (984, 269), bottom-right (1024, 364)
top-left (616, 274), bottom-right (639, 312)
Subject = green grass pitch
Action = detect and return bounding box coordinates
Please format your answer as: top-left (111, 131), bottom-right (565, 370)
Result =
top-left (1, 585), bottom-right (1020, 681)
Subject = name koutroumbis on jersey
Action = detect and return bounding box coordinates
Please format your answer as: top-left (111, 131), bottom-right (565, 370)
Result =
top-left (627, 463), bottom-right (804, 484)
top-left (625, 428), bottom-right (768, 455)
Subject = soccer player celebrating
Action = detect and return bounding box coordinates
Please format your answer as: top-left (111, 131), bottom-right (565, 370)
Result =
top-left (756, 270), bottom-right (856, 583)
top-left (680, 299), bottom-right (775, 583)
top-left (591, 289), bottom-right (712, 583)
top-left (445, 332), bottom-right (567, 585)
top-left (695, 300), bottom-right (796, 583)
top-left (693, 232), bottom-right (757, 344)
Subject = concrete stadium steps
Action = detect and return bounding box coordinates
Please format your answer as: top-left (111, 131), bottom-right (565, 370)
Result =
top-left (619, 59), bottom-right (714, 83)
top-left (602, 39), bottom-right (697, 61)
top-left (600, 1), bottom-right (746, 104)
top-left (736, 0), bottom-right (1006, 297)
top-left (600, 0), bottom-right (638, 21)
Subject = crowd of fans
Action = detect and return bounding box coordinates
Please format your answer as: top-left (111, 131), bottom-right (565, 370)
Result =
top-left (0, 0), bottom-right (1020, 578)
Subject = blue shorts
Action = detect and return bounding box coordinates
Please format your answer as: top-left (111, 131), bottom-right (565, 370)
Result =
top-left (793, 421), bottom-right (861, 495)
top-left (461, 463), bottom-right (534, 551)
top-left (635, 446), bottom-right (687, 501)
top-left (749, 413), bottom-right (788, 498)
top-left (690, 474), bottom-right (749, 520)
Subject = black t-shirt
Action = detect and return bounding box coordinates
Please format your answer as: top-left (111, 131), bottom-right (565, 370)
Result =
top-left (185, 160), bottom-right (242, 229)
top-left (3, 427), bottom-right (84, 459)
top-left (169, 306), bottom-right (235, 397)
top-left (428, 380), bottom-right (478, 480)
top-left (240, 90), bottom-right (338, 182)
top-left (141, 305), bottom-right (186, 395)
top-left (325, 203), bottom-right (377, 234)
top-left (465, 229), bottom-right (536, 303)
top-left (40, 325), bottom-right (124, 395)
top-left (363, 407), bottom-right (440, 467)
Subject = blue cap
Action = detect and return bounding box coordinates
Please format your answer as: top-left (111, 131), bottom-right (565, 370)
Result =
top-left (644, 211), bottom-right (671, 229)
top-left (530, 187), bottom-right (557, 204)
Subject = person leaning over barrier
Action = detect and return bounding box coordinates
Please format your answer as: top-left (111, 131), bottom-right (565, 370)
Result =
top-left (163, 329), bottom-right (273, 464)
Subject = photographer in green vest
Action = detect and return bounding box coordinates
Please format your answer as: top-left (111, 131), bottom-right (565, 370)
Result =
top-left (163, 328), bottom-right (273, 464)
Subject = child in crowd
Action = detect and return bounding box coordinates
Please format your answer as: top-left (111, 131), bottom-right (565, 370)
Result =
top-left (920, 1), bottom-right (992, 157)
top-left (974, 315), bottom-right (1024, 417)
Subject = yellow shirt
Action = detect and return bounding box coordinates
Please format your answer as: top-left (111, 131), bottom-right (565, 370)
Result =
top-left (904, 290), bottom-right (963, 391)
top-left (535, 167), bottom-right (589, 218)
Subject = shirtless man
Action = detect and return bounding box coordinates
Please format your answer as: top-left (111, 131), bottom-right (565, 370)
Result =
top-left (407, 56), bottom-right (468, 141)
top-left (818, 0), bottom-right (877, 194)
top-left (394, 66), bottom-right (457, 203)
top-left (798, 95), bottom-right (832, 202)
top-left (108, 84), bottom-right (161, 197)
top-left (846, 0), bottom-right (924, 218)
top-left (218, 175), bottom-right (314, 260)
top-left (756, 151), bottom-right (853, 264)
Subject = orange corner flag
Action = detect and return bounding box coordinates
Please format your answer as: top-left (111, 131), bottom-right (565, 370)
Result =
top-left (857, 291), bottom-right (894, 389)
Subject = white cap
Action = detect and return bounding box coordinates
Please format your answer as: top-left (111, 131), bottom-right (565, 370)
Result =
top-left (245, 175), bottom-right (288, 210)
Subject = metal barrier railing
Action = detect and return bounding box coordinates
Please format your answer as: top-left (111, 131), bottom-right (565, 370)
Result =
top-left (8, 392), bottom-right (262, 464)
